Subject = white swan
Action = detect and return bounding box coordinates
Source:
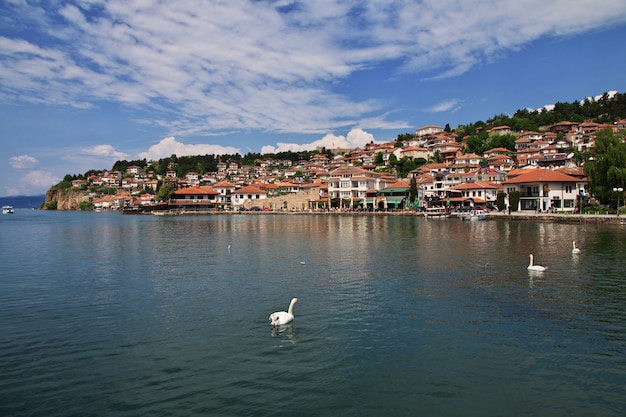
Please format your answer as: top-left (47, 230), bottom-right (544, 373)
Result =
top-left (572, 240), bottom-right (581, 254)
top-left (528, 254), bottom-right (546, 272)
top-left (269, 298), bottom-right (298, 326)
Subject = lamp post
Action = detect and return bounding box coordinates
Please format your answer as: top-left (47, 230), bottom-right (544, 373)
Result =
top-left (613, 187), bottom-right (624, 216)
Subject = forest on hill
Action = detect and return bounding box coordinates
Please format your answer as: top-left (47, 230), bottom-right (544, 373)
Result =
top-left (450, 91), bottom-right (626, 155)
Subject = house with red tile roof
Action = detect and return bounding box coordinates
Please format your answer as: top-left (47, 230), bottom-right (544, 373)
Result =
top-left (400, 146), bottom-right (429, 160)
top-left (449, 181), bottom-right (502, 207)
top-left (549, 121), bottom-right (580, 136)
top-left (488, 125), bottom-right (513, 136)
top-left (487, 154), bottom-right (515, 171)
top-left (169, 184), bottom-right (219, 210)
top-left (376, 180), bottom-right (411, 210)
top-left (483, 147), bottom-right (512, 158)
top-left (415, 124), bottom-right (444, 137)
top-left (327, 166), bottom-right (396, 208)
top-left (212, 181), bottom-right (236, 210)
top-left (502, 168), bottom-right (586, 212)
top-left (232, 184), bottom-right (267, 209)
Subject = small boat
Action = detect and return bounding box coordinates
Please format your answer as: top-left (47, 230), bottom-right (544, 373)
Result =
top-left (2, 205), bottom-right (14, 214)
top-left (424, 206), bottom-right (450, 219)
top-left (461, 209), bottom-right (488, 221)
top-left (122, 206), bottom-right (145, 214)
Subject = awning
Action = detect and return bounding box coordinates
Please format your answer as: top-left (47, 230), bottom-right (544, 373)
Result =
top-left (383, 197), bottom-right (406, 204)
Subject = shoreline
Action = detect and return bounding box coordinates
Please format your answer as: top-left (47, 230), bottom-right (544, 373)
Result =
top-left (148, 208), bottom-right (626, 225)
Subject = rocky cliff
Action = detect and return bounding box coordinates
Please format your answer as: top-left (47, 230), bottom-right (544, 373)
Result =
top-left (44, 188), bottom-right (91, 210)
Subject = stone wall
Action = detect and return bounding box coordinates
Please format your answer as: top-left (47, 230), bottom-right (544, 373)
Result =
top-left (242, 188), bottom-right (321, 211)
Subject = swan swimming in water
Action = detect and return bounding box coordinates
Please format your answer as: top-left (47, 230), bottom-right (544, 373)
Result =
top-left (527, 254), bottom-right (546, 272)
top-left (572, 240), bottom-right (581, 254)
top-left (269, 298), bottom-right (298, 326)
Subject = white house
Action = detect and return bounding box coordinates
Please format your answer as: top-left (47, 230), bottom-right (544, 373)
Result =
top-left (232, 184), bottom-right (267, 209)
top-left (502, 168), bottom-right (585, 212)
top-left (415, 124), bottom-right (444, 137)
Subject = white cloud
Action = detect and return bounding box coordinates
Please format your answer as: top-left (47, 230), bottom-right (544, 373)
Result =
top-left (137, 136), bottom-right (241, 161)
top-left (18, 170), bottom-right (60, 194)
top-left (261, 128), bottom-right (376, 153)
top-left (9, 155), bottom-right (39, 169)
top-left (1, 0), bottom-right (625, 136)
top-left (81, 145), bottom-right (128, 159)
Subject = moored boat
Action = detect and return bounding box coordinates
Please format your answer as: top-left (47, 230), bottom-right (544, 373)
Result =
top-left (461, 209), bottom-right (489, 221)
top-left (2, 205), bottom-right (14, 214)
top-left (424, 206), bottom-right (450, 219)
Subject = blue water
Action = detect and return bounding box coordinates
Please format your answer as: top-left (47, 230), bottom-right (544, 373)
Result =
top-left (1, 210), bottom-right (625, 416)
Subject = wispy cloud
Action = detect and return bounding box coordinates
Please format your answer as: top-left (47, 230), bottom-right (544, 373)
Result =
top-left (1, 0), bottom-right (624, 137)
top-left (428, 99), bottom-right (463, 113)
top-left (9, 155), bottom-right (39, 169)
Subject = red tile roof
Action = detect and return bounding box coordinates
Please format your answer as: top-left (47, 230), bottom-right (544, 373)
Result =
top-left (235, 185), bottom-right (266, 194)
top-left (173, 185), bottom-right (219, 195)
top-left (503, 169), bottom-right (581, 184)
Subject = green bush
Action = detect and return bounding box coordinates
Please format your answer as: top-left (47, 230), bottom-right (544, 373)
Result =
top-left (79, 201), bottom-right (94, 211)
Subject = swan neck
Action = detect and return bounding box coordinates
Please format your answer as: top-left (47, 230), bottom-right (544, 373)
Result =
top-left (287, 298), bottom-right (297, 314)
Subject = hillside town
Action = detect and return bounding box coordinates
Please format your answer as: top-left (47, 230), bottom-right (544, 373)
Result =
top-left (66, 119), bottom-right (626, 215)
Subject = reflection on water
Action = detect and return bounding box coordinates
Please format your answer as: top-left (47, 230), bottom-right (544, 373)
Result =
top-left (1, 212), bottom-right (626, 416)
top-left (270, 324), bottom-right (298, 345)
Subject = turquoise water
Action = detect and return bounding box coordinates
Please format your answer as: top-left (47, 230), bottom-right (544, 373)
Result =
top-left (1, 210), bottom-right (625, 416)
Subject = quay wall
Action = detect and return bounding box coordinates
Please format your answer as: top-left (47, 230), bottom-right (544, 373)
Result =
top-left (167, 208), bottom-right (626, 225)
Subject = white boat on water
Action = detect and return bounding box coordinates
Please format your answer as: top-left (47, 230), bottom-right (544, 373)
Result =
top-left (2, 205), bottom-right (15, 214)
top-left (424, 206), bottom-right (450, 219)
top-left (461, 209), bottom-right (488, 221)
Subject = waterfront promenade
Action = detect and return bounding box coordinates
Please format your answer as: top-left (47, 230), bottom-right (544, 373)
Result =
top-left (484, 211), bottom-right (626, 225)
top-left (164, 207), bottom-right (626, 225)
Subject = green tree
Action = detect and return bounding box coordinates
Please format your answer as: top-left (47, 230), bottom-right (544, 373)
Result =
top-left (496, 191), bottom-right (507, 212)
top-left (409, 177), bottom-right (418, 208)
top-left (486, 133), bottom-right (517, 152)
top-left (584, 128), bottom-right (626, 203)
top-left (395, 156), bottom-right (420, 178)
top-left (508, 190), bottom-right (520, 212)
top-left (156, 182), bottom-right (176, 202)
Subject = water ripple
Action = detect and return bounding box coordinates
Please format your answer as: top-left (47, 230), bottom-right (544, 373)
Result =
top-left (1, 213), bottom-right (626, 416)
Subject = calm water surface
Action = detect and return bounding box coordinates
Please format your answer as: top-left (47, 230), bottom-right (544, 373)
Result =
top-left (1, 211), bottom-right (625, 416)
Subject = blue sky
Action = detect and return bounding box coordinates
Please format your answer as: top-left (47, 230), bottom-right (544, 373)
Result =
top-left (1, 0), bottom-right (625, 196)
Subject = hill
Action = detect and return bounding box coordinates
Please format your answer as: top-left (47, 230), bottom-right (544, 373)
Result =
top-left (0, 195), bottom-right (46, 209)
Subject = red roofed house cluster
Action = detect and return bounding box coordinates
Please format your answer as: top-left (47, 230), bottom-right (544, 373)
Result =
top-left (85, 119), bottom-right (625, 213)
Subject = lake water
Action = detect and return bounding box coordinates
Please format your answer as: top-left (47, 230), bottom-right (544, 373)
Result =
top-left (1, 210), bottom-right (625, 416)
